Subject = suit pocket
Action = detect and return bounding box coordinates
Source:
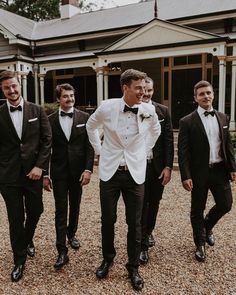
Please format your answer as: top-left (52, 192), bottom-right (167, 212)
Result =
top-left (28, 117), bottom-right (38, 122)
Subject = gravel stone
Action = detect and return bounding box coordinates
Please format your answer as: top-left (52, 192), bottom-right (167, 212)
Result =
top-left (0, 167), bottom-right (235, 294)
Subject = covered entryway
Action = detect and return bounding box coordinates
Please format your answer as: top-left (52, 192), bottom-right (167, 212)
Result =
top-left (171, 68), bottom-right (202, 128)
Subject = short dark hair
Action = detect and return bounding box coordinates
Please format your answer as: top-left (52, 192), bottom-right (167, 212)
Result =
top-left (0, 70), bottom-right (20, 85)
top-left (194, 80), bottom-right (213, 96)
top-left (55, 83), bottom-right (75, 99)
top-left (145, 76), bottom-right (154, 85)
top-left (120, 69), bottom-right (147, 87)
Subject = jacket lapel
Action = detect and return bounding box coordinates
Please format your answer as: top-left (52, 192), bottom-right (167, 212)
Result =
top-left (53, 111), bottom-right (69, 142)
top-left (1, 103), bottom-right (21, 140)
top-left (192, 110), bottom-right (208, 138)
top-left (111, 99), bottom-right (127, 146)
top-left (21, 101), bottom-right (30, 139)
top-left (215, 111), bottom-right (224, 143)
top-left (69, 110), bottom-right (80, 142)
top-left (112, 99), bottom-right (122, 131)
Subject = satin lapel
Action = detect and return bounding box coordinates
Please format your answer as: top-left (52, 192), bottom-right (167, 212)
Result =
top-left (21, 101), bottom-right (30, 139)
top-left (1, 104), bottom-right (21, 140)
top-left (53, 111), bottom-right (69, 142)
top-left (112, 99), bottom-right (122, 131)
top-left (192, 110), bottom-right (207, 138)
top-left (215, 111), bottom-right (224, 142)
top-left (69, 110), bottom-right (78, 141)
top-left (112, 99), bottom-right (126, 146)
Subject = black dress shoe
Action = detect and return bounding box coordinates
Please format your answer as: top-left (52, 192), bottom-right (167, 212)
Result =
top-left (206, 231), bottom-right (215, 246)
top-left (195, 245), bottom-right (206, 262)
top-left (11, 264), bottom-right (24, 282)
top-left (128, 270), bottom-right (144, 291)
top-left (96, 260), bottom-right (113, 279)
top-left (54, 253), bottom-right (69, 269)
top-left (140, 250), bottom-right (149, 264)
top-left (27, 241), bottom-right (35, 257)
top-left (68, 237), bottom-right (80, 249)
top-left (148, 233), bottom-right (155, 247)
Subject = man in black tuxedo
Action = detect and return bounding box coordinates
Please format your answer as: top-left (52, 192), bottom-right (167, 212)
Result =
top-left (0, 70), bottom-right (52, 282)
top-left (140, 77), bottom-right (174, 264)
top-left (43, 83), bottom-right (94, 269)
top-left (178, 80), bottom-right (236, 262)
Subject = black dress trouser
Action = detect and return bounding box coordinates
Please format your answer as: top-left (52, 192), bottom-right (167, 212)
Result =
top-left (100, 170), bottom-right (144, 271)
top-left (191, 164), bottom-right (232, 246)
top-left (1, 176), bottom-right (43, 265)
top-left (141, 162), bottom-right (164, 250)
top-left (52, 177), bottom-right (82, 254)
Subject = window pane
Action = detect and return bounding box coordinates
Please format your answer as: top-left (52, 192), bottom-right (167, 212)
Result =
top-left (164, 58), bottom-right (169, 67)
top-left (164, 72), bottom-right (169, 99)
top-left (174, 56), bottom-right (187, 66)
top-left (188, 55), bottom-right (201, 64)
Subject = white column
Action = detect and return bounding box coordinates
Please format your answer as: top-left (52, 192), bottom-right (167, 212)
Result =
top-left (22, 74), bottom-right (27, 101)
top-left (96, 67), bottom-right (104, 106)
top-left (39, 75), bottom-right (45, 105)
top-left (230, 59), bottom-right (236, 130)
top-left (104, 67), bottom-right (109, 100)
top-left (34, 65), bottom-right (39, 105)
top-left (218, 57), bottom-right (226, 113)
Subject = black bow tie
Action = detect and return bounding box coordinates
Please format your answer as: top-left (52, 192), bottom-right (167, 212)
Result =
top-left (10, 105), bottom-right (22, 112)
top-left (60, 111), bottom-right (73, 118)
top-left (204, 110), bottom-right (215, 117)
top-left (123, 105), bottom-right (138, 115)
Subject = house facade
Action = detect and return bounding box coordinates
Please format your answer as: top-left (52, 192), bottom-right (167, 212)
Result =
top-left (0, 0), bottom-right (236, 128)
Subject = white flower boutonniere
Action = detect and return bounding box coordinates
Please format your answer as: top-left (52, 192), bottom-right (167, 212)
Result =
top-left (140, 112), bottom-right (152, 122)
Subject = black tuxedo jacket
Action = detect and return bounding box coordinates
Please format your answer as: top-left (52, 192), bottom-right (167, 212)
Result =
top-left (48, 108), bottom-right (94, 180)
top-left (152, 101), bottom-right (174, 175)
top-left (0, 101), bottom-right (52, 184)
top-left (178, 109), bottom-right (236, 186)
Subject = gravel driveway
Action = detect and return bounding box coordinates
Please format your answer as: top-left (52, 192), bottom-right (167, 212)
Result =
top-left (0, 167), bottom-right (235, 295)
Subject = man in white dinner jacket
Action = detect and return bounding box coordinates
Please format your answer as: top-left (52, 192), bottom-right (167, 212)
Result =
top-left (86, 69), bottom-right (161, 291)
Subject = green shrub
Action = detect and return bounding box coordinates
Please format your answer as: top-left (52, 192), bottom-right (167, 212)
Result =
top-left (230, 131), bottom-right (236, 158)
top-left (43, 102), bottom-right (59, 115)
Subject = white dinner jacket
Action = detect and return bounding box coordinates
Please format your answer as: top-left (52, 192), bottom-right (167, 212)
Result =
top-left (86, 98), bottom-right (161, 184)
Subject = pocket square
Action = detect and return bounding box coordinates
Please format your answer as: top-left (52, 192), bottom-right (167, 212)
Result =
top-left (159, 119), bottom-right (164, 122)
top-left (28, 117), bottom-right (38, 122)
top-left (223, 126), bottom-right (228, 129)
top-left (76, 124), bottom-right (85, 127)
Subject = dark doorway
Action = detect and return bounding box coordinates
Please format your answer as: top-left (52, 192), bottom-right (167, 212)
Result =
top-left (108, 75), bottom-right (122, 98)
top-left (172, 68), bottom-right (202, 128)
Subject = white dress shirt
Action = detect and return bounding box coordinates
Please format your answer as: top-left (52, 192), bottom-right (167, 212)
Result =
top-left (197, 106), bottom-right (223, 164)
top-left (59, 107), bottom-right (74, 141)
top-left (117, 99), bottom-right (139, 166)
top-left (7, 97), bottom-right (24, 139)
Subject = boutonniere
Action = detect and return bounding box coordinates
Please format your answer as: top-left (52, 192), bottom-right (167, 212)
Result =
top-left (140, 112), bottom-right (152, 122)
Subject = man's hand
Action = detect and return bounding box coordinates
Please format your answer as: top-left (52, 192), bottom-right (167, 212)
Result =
top-left (27, 167), bottom-right (42, 180)
top-left (80, 171), bottom-right (91, 186)
top-left (230, 172), bottom-right (236, 182)
top-left (158, 167), bottom-right (171, 186)
top-left (43, 177), bottom-right (52, 192)
top-left (182, 179), bottom-right (193, 191)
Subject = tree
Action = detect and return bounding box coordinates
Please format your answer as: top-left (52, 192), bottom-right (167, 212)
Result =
top-left (0, 0), bottom-right (99, 21)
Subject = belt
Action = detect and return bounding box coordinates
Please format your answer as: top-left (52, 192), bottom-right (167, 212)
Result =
top-left (117, 165), bottom-right (129, 171)
top-left (209, 161), bottom-right (224, 169)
